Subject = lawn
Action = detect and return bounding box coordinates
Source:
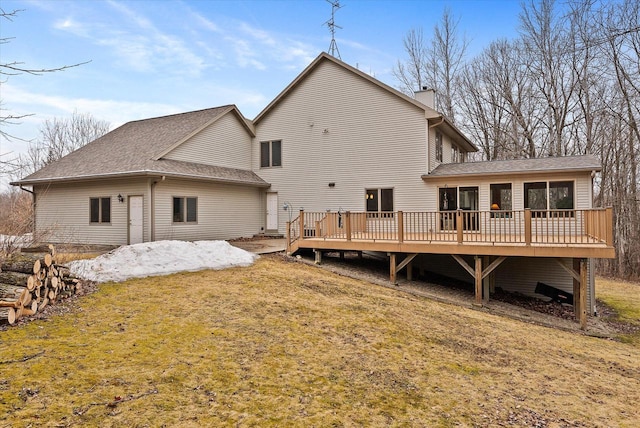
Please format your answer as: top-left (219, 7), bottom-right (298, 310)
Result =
top-left (1, 255), bottom-right (638, 427)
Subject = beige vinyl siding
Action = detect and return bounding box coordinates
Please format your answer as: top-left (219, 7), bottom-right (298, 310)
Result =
top-left (495, 257), bottom-right (594, 313)
top-left (163, 112), bottom-right (252, 170)
top-left (34, 179), bottom-right (150, 245)
top-left (254, 59), bottom-right (429, 233)
top-left (153, 178), bottom-right (261, 241)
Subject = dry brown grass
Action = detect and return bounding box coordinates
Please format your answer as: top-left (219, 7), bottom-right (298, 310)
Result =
top-left (1, 255), bottom-right (638, 427)
top-left (597, 277), bottom-right (640, 344)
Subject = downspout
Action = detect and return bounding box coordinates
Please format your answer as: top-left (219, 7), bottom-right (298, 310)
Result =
top-left (150, 179), bottom-right (157, 242)
top-left (150, 176), bottom-right (165, 242)
top-left (18, 186), bottom-right (36, 239)
top-left (149, 181), bottom-right (158, 242)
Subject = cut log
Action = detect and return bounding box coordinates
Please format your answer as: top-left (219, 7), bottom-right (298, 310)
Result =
top-left (20, 288), bottom-right (32, 307)
top-left (27, 275), bottom-right (37, 291)
top-left (0, 307), bottom-right (17, 323)
top-left (1, 253), bottom-right (47, 274)
top-left (0, 284), bottom-right (26, 299)
top-left (33, 259), bottom-right (41, 274)
top-left (21, 307), bottom-right (36, 316)
top-left (0, 271), bottom-right (30, 287)
top-left (0, 300), bottom-right (19, 308)
top-left (44, 253), bottom-right (53, 267)
top-left (39, 297), bottom-right (49, 312)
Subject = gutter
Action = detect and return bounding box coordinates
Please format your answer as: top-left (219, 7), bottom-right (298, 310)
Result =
top-left (12, 169), bottom-right (271, 188)
top-left (421, 166), bottom-right (603, 181)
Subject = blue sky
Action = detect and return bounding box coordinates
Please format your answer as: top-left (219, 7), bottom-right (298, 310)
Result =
top-left (1, 0), bottom-right (523, 183)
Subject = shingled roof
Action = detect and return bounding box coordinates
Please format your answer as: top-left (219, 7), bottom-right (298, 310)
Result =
top-left (13, 106), bottom-right (268, 188)
top-left (423, 155), bottom-right (601, 179)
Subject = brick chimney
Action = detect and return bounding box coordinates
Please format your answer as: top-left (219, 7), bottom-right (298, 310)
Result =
top-left (414, 87), bottom-right (435, 109)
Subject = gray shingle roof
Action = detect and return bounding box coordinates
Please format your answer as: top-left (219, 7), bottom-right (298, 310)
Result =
top-left (13, 106), bottom-right (268, 188)
top-left (423, 155), bottom-right (601, 179)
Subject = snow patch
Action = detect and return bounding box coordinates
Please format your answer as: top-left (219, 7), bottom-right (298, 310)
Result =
top-left (68, 240), bottom-right (258, 283)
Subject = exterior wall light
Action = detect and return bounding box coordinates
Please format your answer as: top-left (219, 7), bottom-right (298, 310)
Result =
top-left (117, 194), bottom-right (124, 203)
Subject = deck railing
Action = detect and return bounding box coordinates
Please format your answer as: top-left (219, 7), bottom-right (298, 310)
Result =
top-left (286, 208), bottom-right (613, 252)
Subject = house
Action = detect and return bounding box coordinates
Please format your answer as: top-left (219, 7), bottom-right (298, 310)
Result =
top-left (13, 53), bottom-right (614, 327)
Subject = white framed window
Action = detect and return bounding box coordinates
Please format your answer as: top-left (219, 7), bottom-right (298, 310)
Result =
top-left (435, 131), bottom-right (443, 162)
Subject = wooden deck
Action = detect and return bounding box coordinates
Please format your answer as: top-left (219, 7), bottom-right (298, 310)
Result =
top-left (287, 209), bottom-right (615, 259)
top-left (286, 208), bottom-right (615, 330)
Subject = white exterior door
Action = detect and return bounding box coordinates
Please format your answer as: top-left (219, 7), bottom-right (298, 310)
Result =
top-left (266, 192), bottom-right (278, 231)
top-left (128, 196), bottom-right (144, 244)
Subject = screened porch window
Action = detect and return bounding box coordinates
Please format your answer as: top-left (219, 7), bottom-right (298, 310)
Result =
top-left (525, 181), bottom-right (574, 217)
top-left (490, 183), bottom-right (512, 217)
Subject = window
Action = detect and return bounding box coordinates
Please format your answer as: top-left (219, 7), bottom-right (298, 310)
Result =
top-left (490, 183), bottom-right (512, 217)
top-left (525, 181), bottom-right (574, 217)
top-left (173, 197), bottom-right (197, 223)
top-left (365, 188), bottom-right (394, 217)
top-left (90, 197), bottom-right (111, 223)
top-left (549, 181), bottom-right (574, 210)
top-left (435, 131), bottom-right (443, 162)
top-left (524, 182), bottom-right (547, 211)
top-left (260, 140), bottom-right (282, 168)
top-left (452, 146), bottom-right (459, 163)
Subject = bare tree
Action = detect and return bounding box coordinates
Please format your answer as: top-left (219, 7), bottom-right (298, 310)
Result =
top-left (393, 28), bottom-right (429, 96)
top-left (393, 9), bottom-right (468, 122)
top-left (429, 7), bottom-right (469, 122)
top-left (0, 7), bottom-right (90, 175)
top-left (519, 0), bottom-right (580, 157)
top-left (14, 112), bottom-right (110, 179)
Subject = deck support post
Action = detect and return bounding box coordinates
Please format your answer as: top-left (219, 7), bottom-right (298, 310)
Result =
top-left (579, 258), bottom-right (588, 330)
top-left (456, 210), bottom-right (464, 244)
top-left (357, 251), bottom-right (363, 260)
top-left (474, 256), bottom-right (482, 306)
top-left (345, 211), bottom-right (352, 241)
top-left (389, 253), bottom-right (397, 285)
top-left (451, 255), bottom-right (507, 307)
top-left (286, 221), bottom-right (291, 254)
top-left (483, 256), bottom-right (491, 302)
top-left (340, 251), bottom-right (345, 260)
top-left (314, 249), bottom-right (322, 265)
top-left (398, 211), bottom-right (404, 243)
top-left (299, 210), bottom-right (305, 240)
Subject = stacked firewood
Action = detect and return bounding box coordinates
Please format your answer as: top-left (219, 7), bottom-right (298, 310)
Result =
top-left (0, 245), bottom-right (80, 325)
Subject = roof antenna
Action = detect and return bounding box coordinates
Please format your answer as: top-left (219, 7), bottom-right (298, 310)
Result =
top-left (325, 0), bottom-right (342, 60)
